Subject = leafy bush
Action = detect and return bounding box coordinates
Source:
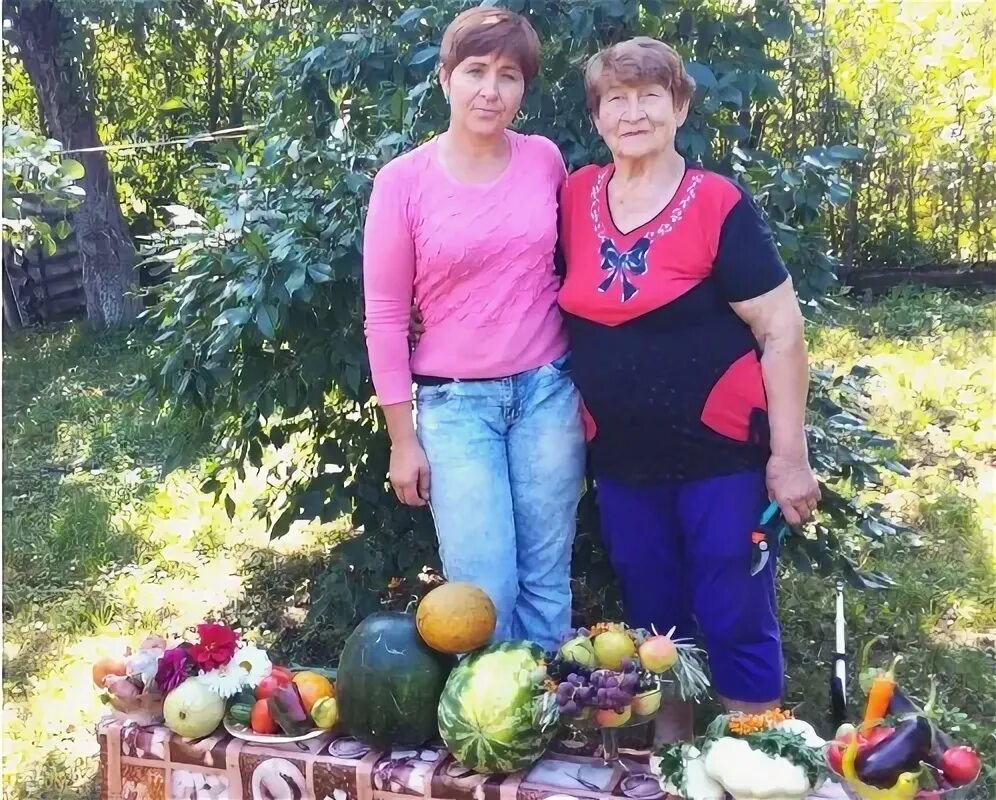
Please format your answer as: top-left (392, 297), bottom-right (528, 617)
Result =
top-left (2, 125), bottom-right (84, 256)
top-left (145, 0), bottom-right (903, 655)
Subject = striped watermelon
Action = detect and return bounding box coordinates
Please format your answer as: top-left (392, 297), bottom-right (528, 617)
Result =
top-left (437, 642), bottom-right (559, 774)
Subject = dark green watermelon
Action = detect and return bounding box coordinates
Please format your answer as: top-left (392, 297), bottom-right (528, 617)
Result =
top-left (336, 611), bottom-right (455, 749)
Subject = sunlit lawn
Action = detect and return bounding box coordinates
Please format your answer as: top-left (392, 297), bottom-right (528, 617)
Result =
top-left (1, 327), bottom-right (346, 799)
top-left (2, 289), bottom-right (994, 798)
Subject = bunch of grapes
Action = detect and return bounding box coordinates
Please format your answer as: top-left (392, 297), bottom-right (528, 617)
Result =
top-left (545, 654), bottom-right (593, 684)
top-left (553, 658), bottom-right (642, 718)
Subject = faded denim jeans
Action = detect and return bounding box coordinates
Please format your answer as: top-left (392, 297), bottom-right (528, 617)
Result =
top-left (416, 356), bottom-right (586, 650)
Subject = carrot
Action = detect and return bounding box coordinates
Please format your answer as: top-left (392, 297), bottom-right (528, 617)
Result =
top-left (863, 655), bottom-right (902, 727)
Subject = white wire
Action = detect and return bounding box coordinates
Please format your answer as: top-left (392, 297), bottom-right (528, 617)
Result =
top-left (56, 124), bottom-right (262, 156)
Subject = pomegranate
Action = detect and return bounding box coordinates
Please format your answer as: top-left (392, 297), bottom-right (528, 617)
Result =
top-left (638, 635), bottom-right (678, 673)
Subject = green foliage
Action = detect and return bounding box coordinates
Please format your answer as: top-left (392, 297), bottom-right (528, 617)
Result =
top-left (1, 125), bottom-right (84, 256)
top-left (142, 0), bottom-right (914, 655)
top-left (789, 0), bottom-right (996, 267)
top-left (2, 0), bottom-right (300, 236)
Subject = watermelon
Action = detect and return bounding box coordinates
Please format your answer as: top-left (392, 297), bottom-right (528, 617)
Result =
top-left (437, 641), bottom-right (559, 774)
top-left (336, 611), bottom-right (455, 749)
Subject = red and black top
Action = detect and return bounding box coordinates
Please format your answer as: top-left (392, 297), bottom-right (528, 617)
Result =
top-left (558, 162), bottom-right (788, 482)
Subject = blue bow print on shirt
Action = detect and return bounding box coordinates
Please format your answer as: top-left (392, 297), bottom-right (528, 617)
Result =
top-left (597, 237), bottom-right (651, 302)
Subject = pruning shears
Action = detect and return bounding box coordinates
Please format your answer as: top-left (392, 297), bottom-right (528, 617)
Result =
top-left (750, 500), bottom-right (789, 576)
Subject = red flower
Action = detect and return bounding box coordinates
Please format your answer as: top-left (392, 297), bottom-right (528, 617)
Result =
top-left (188, 623), bottom-right (238, 671)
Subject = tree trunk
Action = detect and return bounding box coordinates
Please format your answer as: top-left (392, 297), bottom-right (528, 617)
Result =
top-left (8, 0), bottom-right (140, 329)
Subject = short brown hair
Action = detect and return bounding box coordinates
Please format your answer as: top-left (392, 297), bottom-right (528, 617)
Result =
top-left (440, 7), bottom-right (541, 85)
top-left (584, 37), bottom-right (695, 114)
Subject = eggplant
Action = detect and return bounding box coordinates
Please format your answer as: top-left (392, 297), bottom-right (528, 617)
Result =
top-left (267, 684), bottom-right (312, 736)
top-left (856, 715), bottom-right (933, 788)
top-left (887, 686), bottom-right (922, 716)
top-left (926, 724), bottom-right (955, 767)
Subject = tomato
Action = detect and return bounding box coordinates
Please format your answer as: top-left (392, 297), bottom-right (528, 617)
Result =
top-left (940, 746), bottom-right (981, 787)
top-left (828, 727), bottom-right (892, 776)
top-left (860, 727), bottom-right (895, 748)
top-left (270, 666), bottom-right (294, 682)
top-left (255, 671), bottom-right (292, 700)
top-left (250, 699), bottom-right (279, 734)
top-left (827, 742), bottom-right (844, 775)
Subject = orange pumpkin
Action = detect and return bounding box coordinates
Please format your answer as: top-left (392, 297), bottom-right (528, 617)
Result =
top-left (291, 671), bottom-right (335, 713)
top-left (415, 582), bottom-right (497, 654)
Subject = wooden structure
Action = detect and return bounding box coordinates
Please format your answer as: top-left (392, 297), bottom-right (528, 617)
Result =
top-left (844, 262), bottom-right (995, 295)
top-left (2, 196), bottom-right (86, 331)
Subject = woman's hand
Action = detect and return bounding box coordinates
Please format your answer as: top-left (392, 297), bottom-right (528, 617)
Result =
top-left (390, 438), bottom-right (431, 506)
top-left (766, 453), bottom-right (820, 525)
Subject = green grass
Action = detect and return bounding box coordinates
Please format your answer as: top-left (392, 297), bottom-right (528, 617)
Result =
top-left (2, 290), bottom-right (994, 798)
top-left (781, 289), bottom-right (996, 796)
top-left (1, 324), bottom-right (343, 799)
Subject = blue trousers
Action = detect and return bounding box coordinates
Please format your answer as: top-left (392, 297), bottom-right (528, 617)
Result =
top-left (596, 470), bottom-right (784, 703)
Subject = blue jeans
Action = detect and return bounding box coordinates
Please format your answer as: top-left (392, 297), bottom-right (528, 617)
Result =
top-left (415, 356), bottom-right (586, 650)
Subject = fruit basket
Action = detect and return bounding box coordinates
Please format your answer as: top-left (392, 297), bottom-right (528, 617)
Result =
top-left (823, 657), bottom-right (983, 800)
top-left (545, 623), bottom-right (710, 773)
top-left (825, 745), bottom-right (980, 800)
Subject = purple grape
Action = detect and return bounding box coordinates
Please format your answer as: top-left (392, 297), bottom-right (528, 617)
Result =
top-left (567, 673), bottom-right (581, 685)
top-left (557, 683), bottom-right (574, 701)
top-left (592, 669), bottom-right (612, 687)
top-left (562, 700), bottom-right (579, 716)
top-left (606, 676), bottom-right (619, 689)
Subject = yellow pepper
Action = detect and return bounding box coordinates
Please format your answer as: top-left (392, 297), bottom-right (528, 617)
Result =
top-left (840, 731), bottom-right (920, 800)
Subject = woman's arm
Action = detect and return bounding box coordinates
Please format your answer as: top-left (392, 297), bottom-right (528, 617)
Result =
top-left (363, 165), bottom-right (431, 506)
top-left (731, 278), bottom-right (819, 525)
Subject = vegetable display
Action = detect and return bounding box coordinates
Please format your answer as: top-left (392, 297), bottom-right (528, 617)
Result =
top-left (829, 647), bottom-right (982, 799)
top-left (91, 605), bottom-right (987, 797)
top-left (91, 621), bottom-right (334, 739)
top-left (337, 610), bottom-right (455, 749)
top-left (653, 709), bottom-right (827, 800)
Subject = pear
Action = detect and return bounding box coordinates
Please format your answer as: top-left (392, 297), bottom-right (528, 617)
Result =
top-left (592, 630), bottom-right (637, 670)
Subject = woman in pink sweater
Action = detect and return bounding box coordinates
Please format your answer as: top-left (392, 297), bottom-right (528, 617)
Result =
top-left (362, 8), bottom-right (585, 649)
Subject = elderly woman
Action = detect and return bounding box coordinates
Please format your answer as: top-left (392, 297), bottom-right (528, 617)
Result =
top-left (362, 8), bottom-right (585, 650)
top-left (558, 38), bottom-right (820, 737)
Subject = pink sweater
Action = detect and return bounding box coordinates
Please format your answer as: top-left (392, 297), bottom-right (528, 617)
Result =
top-left (363, 131), bottom-right (569, 405)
